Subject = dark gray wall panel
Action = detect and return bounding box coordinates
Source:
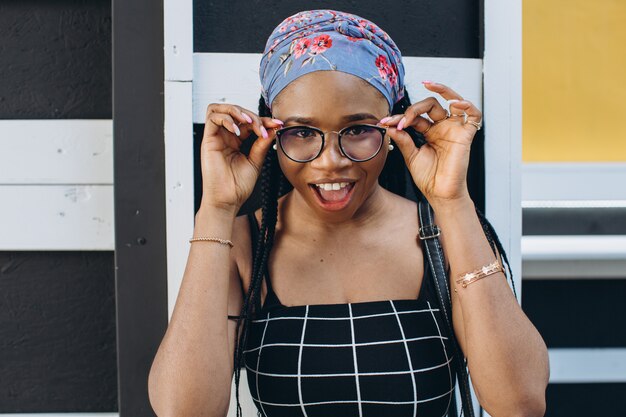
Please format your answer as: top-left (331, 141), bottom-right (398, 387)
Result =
top-left (113, 0), bottom-right (168, 414)
top-left (194, 1), bottom-right (481, 58)
top-left (0, 0), bottom-right (112, 119)
top-left (0, 251), bottom-right (117, 412)
top-left (523, 207), bottom-right (626, 235)
top-left (522, 279), bottom-right (626, 348)
top-left (546, 383), bottom-right (626, 417)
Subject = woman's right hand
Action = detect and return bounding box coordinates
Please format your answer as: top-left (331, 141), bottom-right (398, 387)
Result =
top-left (199, 103), bottom-right (283, 214)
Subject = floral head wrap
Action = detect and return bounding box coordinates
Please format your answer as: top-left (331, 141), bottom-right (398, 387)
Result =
top-left (259, 9), bottom-right (406, 112)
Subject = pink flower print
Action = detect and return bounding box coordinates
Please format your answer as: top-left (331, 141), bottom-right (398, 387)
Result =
top-left (387, 63), bottom-right (398, 86)
top-left (375, 55), bottom-right (391, 79)
top-left (358, 19), bottom-right (376, 33)
top-left (293, 38), bottom-right (311, 59)
top-left (310, 34), bottom-right (333, 54)
top-left (279, 25), bottom-right (287, 33)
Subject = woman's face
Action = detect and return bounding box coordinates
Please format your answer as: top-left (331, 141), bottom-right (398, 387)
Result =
top-left (271, 71), bottom-right (391, 222)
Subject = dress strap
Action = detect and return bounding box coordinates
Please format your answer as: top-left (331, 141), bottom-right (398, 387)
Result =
top-left (247, 212), bottom-right (284, 311)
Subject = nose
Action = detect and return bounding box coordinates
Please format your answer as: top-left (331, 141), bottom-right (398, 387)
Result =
top-left (309, 132), bottom-right (352, 170)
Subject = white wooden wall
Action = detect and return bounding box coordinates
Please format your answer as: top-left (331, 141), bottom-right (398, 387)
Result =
top-left (0, 120), bottom-right (114, 251)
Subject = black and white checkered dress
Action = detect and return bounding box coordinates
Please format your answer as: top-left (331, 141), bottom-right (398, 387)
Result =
top-left (244, 213), bottom-right (456, 417)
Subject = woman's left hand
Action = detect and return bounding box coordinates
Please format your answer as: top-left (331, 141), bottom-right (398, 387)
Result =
top-left (380, 81), bottom-right (482, 206)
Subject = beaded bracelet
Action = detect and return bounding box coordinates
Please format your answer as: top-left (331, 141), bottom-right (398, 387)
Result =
top-left (454, 259), bottom-right (502, 291)
top-left (188, 237), bottom-right (234, 247)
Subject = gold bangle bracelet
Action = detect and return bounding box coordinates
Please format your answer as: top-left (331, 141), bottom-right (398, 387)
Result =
top-left (189, 237), bottom-right (234, 247)
top-left (454, 259), bottom-right (502, 291)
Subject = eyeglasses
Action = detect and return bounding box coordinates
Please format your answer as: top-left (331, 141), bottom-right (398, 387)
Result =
top-left (274, 123), bottom-right (388, 163)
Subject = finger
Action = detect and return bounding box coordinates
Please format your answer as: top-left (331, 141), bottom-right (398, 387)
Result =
top-left (238, 109), bottom-right (284, 141)
top-left (247, 121), bottom-right (278, 173)
top-left (397, 97), bottom-right (448, 131)
top-left (205, 113), bottom-right (242, 140)
top-left (384, 126), bottom-right (420, 166)
top-left (379, 113), bottom-right (433, 136)
top-left (204, 104), bottom-right (251, 138)
top-left (450, 100), bottom-right (482, 122)
top-left (421, 81), bottom-right (464, 101)
top-left (378, 114), bottom-right (403, 126)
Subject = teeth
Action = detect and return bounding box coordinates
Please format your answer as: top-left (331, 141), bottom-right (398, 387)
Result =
top-left (316, 182), bottom-right (350, 191)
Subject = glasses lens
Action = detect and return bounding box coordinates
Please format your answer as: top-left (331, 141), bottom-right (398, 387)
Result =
top-left (279, 127), bottom-right (323, 161)
top-left (340, 125), bottom-right (384, 161)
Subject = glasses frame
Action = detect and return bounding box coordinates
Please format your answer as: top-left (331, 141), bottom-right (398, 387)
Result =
top-left (274, 123), bottom-right (388, 163)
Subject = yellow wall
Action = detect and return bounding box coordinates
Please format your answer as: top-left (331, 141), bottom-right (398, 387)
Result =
top-left (523, 0), bottom-right (626, 162)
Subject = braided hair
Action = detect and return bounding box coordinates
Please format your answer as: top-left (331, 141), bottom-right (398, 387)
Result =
top-left (231, 87), bottom-right (517, 416)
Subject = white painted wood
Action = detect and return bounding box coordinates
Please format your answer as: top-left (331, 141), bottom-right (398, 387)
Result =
top-left (549, 348), bottom-right (626, 383)
top-left (164, 81), bottom-right (195, 319)
top-left (523, 162), bottom-right (626, 201)
top-left (481, 1), bottom-right (522, 416)
top-left (0, 120), bottom-right (113, 185)
top-left (0, 414), bottom-right (117, 417)
top-left (0, 185), bottom-right (114, 250)
top-left (192, 53), bottom-right (483, 124)
top-left (522, 235), bottom-right (626, 278)
top-left (523, 259), bottom-right (626, 279)
top-left (522, 235), bottom-right (626, 261)
top-left (164, 0), bottom-right (192, 81)
top-left (484, 0), bottom-right (523, 300)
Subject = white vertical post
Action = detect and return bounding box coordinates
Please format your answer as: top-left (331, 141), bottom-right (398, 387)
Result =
top-left (484, 0), bottom-right (523, 299)
top-left (164, 0), bottom-right (194, 319)
top-left (482, 0), bottom-right (523, 416)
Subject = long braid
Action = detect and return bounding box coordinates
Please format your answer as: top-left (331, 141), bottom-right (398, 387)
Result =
top-left (232, 96), bottom-right (283, 417)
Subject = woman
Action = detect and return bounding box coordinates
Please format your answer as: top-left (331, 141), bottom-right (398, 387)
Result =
top-left (148, 9), bottom-right (549, 417)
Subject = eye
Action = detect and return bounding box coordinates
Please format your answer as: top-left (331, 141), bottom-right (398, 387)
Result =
top-left (293, 128), bottom-right (316, 139)
top-left (343, 125), bottom-right (368, 136)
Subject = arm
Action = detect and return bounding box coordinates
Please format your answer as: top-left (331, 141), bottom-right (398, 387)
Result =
top-left (433, 197), bottom-right (550, 417)
top-left (147, 208), bottom-right (243, 417)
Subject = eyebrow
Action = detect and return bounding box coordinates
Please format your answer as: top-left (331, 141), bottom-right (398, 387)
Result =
top-left (282, 113), bottom-right (381, 125)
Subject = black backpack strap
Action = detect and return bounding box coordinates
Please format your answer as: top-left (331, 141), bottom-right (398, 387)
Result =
top-left (418, 198), bottom-right (476, 417)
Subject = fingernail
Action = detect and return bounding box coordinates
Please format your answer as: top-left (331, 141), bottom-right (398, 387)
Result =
top-left (261, 126), bottom-right (268, 139)
top-left (447, 99), bottom-right (460, 105)
top-left (397, 117), bottom-right (406, 131)
top-left (422, 80), bottom-right (432, 84)
top-left (233, 123), bottom-right (240, 136)
top-left (271, 118), bottom-right (284, 125)
top-left (241, 112), bottom-right (253, 124)
top-left (379, 116), bottom-right (392, 124)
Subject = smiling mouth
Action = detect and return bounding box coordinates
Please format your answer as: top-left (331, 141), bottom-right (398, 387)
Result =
top-left (309, 181), bottom-right (356, 205)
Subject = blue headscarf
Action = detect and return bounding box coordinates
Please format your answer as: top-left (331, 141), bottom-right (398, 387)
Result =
top-left (259, 9), bottom-right (406, 112)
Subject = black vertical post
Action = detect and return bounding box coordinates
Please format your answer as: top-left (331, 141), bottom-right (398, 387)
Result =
top-left (112, 0), bottom-right (168, 415)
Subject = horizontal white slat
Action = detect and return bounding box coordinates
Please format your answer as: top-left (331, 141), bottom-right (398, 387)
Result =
top-left (522, 235), bottom-right (626, 261)
top-left (523, 259), bottom-right (626, 279)
top-left (0, 185), bottom-right (114, 250)
top-left (0, 120), bottom-right (113, 184)
top-left (522, 162), bottom-right (626, 201)
top-left (522, 235), bottom-right (626, 279)
top-left (193, 53), bottom-right (482, 124)
top-left (549, 348), bottom-right (626, 383)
